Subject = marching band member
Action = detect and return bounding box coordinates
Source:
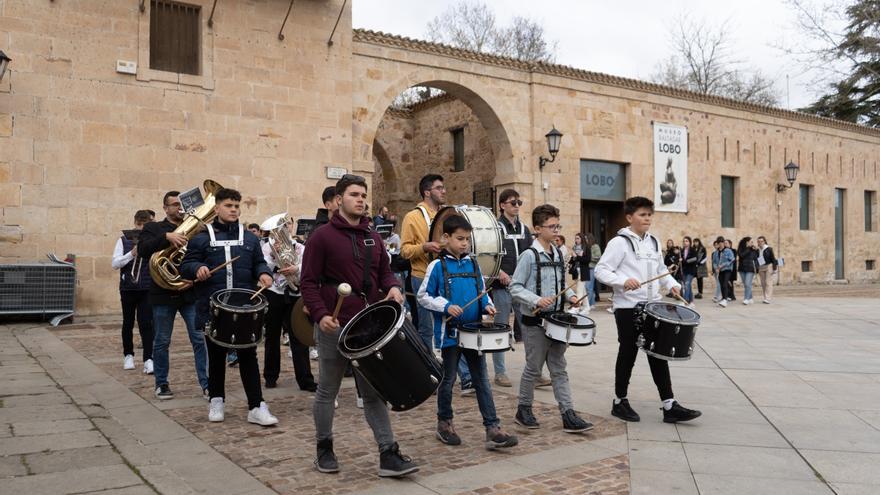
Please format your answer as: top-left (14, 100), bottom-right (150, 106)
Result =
top-left (138, 191), bottom-right (208, 400)
top-left (595, 196), bottom-right (701, 423)
top-left (418, 214), bottom-right (518, 450)
top-left (510, 204), bottom-right (593, 433)
top-left (112, 209), bottom-right (155, 374)
top-left (180, 188), bottom-right (278, 426)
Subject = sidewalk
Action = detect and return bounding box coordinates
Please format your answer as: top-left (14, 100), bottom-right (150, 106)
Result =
top-left (1, 285), bottom-right (879, 494)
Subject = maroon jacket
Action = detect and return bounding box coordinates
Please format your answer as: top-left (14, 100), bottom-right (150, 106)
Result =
top-left (300, 212), bottom-right (400, 326)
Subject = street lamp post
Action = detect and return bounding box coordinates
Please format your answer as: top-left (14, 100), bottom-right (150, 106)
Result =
top-left (775, 161), bottom-right (800, 284)
top-left (0, 51), bottom-right (11, 83)
top-left (538, 126), bottom-right (563, 203)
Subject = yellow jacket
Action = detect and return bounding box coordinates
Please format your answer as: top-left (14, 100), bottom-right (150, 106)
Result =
top-left (400, 201), bottom-right (437, 278)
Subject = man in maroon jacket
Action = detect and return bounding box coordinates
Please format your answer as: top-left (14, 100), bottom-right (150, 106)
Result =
top-left (300, 174), bottom-right (417, 478)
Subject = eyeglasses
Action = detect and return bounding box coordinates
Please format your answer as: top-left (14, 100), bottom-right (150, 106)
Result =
top-left (541, 224), bottom-right (563, 231)
top-left (431, 185), bottom-right (447, 192)
top-left (505, 199), bottom-right (523, 207)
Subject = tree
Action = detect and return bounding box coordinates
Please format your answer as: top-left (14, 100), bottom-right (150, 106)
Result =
top-left (789, 0), bottom-right (880, 126)
top-left (426, 1), bottom-right (557, 63)
top-left (651, 16), bottom-right (781, 106)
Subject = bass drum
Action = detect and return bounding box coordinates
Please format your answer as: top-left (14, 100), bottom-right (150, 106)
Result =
top-left (338, 300), bottom-right (443, 411)
top-left (430, 205), bottom-right (503, 280)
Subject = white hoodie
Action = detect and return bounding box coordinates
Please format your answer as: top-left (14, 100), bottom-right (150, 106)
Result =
top-left (595, 227), bottom-right (680, 309)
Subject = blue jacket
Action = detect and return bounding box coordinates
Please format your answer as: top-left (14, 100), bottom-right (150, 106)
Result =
top-left (180, 220), bottom-right (271, 303)
top-left (712, 247), bottom-right (735, 272)
top-left (417, 251), bottom-right (494, 349)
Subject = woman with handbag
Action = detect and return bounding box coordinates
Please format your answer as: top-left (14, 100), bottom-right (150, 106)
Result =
top-left (692, 238), bottom-right (708, 299)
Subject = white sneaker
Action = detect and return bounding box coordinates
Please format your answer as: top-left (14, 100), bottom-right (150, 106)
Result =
top-left (247, 401), bottom-right (278, 426)
top-left (334, 397), bottom-right (339, 409)
top-left (310, 348), bottom-right (319, 360)
top-left (143, 359), bottom-right (154, 374)
top-left (743, 299), bottom-right (749, 305)
top-left (711, 297), bottom-right (719, 303)
top-left (606, 307), bottom-right (615, 314)
top-left (356, 396), bottom-right (364, 409)
top-left (208, 398), bottom-right (225, 422)
top-left (123, 355), bottom-right (135, 370)
top-left (763, 299), bottom-right (771, 304)
top-left (718, 299), bottom-right (728, 308)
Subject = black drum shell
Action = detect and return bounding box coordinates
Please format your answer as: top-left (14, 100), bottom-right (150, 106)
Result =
top-left (338, 301), bottom-right (443, 412)
top-left (206, 289), bottom-right (268, 349)
top-left (633, 302), bottom-right (699, 361)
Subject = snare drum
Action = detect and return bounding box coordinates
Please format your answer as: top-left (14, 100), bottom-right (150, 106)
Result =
top-left (338, 300), bottom-right (443, 411)
top-left (430, 205), bottom-right (503, 280)
top-left (633, 302), bottom-right (700, 361)
top-left (206, 288), bottom-right (269, 348)
top-left (458, 321), bottom-right (511, 353)
top-left (543, 312), bottom-right (595, 346)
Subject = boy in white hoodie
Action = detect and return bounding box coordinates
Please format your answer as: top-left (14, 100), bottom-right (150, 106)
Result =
top-left (595, 196), bottom-right (702, 424)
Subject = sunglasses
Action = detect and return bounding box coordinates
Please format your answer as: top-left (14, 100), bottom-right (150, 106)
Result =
top-left (505, 199), bottom-right (523, 207)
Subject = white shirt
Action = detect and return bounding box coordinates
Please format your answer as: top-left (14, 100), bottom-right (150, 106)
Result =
top-left (595, 227), bottom-right (681, 309)
top-left (262, 238), bottom-right (304, 295)
top-left (757, 246), bottom-right (767, 266)
top-left (111, 237), bottom-right (134, 270)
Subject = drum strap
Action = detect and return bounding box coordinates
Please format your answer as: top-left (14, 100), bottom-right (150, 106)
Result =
top-left (348, 232), bottom-right (374, 299)
top-left (528, 247), bottom-right (565, 314)
top-left (416, 206), bottom-right (433, 230)
top-left (439, 255), bottom-right (482, 328)
top-left (500, 218), bottom-right (526, 258)
top-left (207, 224), bottom-right (244, 290)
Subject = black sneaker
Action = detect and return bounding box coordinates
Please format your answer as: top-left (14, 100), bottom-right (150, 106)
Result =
top-left (378, 442), bottom-right (418, 477)
top-left (663, 401), bottom-right (702, 423)
top-left (315, 438), bottom-right (339, 473)
top-left (300, 382), bottom-right (318, 393)
top-left (460, 381), bottom-right (475, 396)
top-left (436, 419), bottom-right (461, 446)
top-left (611, 399), bottom-right (641, 422)
top-left (485, 426), bottom-right (518, 450)
top-left (694, 293), bottom-right (703, 299)
top-left (561, 409), bottom-right (594, 433)
top-left (265, 380), bottom-right (277, 389)
top-left (154, 384), bottom-right (173, 400)
top-left (514, 405), bottom-right (540, 429)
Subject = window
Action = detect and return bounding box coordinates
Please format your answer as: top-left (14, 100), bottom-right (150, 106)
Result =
top-left (867, 260), bottom-right (876, 271)
top-left (721, 176), bottom-right (737, 228)
top-left (801, 260), bottom-right (812, 272)
top-left (799, 184), bottom-right (813, 230)
top-left (866, 191), bottom-right (876, 232)
top-left (150, 1), bottom-right (201, 75)
top-left (452, 128), bottom-right (464, 172)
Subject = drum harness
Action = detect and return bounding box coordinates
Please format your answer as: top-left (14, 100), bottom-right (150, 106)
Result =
top-left (521, 245), bottom-right (565, 326)
top-left (439, 254), bottom-right (483, 338)
top-left (321, 230), bottom-right (375, 305)
top-left (207, 224), bottom-right (244, 290)
top-left (618, 234), bottom-right (661, 303)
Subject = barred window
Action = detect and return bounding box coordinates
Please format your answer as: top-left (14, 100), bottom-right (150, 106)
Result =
top-left (150, 1), bottom-right (201, 75)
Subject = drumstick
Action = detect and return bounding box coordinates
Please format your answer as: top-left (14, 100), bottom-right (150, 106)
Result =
top-left (670, 290), bottom-right (690, 305)
top-left (250, 284), bottom-right (268, 301)
top-left (184, 256), bottom-right (241, 285)
top-left (331, 283), bottom-right (352, 320)
top-left (532, 281), bottom-right (579, 315)
top-left (444, 287), bottom-right (492, 324)
top-left (637, 264), bottom-right (678, 288)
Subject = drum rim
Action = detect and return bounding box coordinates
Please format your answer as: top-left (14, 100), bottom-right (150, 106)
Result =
top-left (338, 300), bottom-right (406, 360)
top-left (641, 302), bottom-right (701, 326)
top-left (204, 322), bottom-right (265, 349)
top-left (210, 288), bottom-right (269, 312)
top-left (458, 322), bottom-right (510, 334)
top-left (545, 312), bottom-right (595, 329)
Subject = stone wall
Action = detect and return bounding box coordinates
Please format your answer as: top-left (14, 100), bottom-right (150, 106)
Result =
top-left (372, 95), bottom-right (496, 220)
top-left (0, 0), bottom-right (353, 314)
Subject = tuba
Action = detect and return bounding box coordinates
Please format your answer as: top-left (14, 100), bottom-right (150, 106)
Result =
top-left (149, 179), bottom-right (223, 291)
top-left (261, 212), bottom-right (301, 290)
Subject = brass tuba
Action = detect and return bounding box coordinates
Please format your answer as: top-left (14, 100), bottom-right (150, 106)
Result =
top-left (149, 179), bottom-right (223, 291)
top-left (261, 212), bottom-right (301, 290)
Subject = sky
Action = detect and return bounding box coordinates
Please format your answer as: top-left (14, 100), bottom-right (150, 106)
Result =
top-left (352, 0), bottom-right (837, 110)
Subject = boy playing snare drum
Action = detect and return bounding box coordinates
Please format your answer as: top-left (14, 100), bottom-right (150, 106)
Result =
top-left (594, 196), bottom-right (701, 423)
top-left (509, 204), bottom-right (593, 433)
top-left (418, 215), bottom-right (518, 450)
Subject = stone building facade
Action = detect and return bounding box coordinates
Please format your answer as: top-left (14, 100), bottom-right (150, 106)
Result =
top-left (1, 1), bottom-right (877, 315)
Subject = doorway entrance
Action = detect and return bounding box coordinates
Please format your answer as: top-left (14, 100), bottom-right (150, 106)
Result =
top-left (581, 200), bottom-right (626, 249)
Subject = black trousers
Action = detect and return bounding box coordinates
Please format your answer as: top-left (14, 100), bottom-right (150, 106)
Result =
top-left (696, 276), bottom-right (704, 294)
top-left (120, 290), bottom-right (154, 361)
top-left (719, 270), bottom-right (734, 300)
top-left (613, 308), bottom-right (673, 401)
top-left (207, 339), bottom-right (263, 409)
top-left (263, 290), bottom-right (316, 388)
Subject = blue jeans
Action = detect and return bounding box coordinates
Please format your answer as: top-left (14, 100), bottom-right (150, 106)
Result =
top-left (438, 346), bottom-right (498, 428)
top-left (412, 275), bottom-right (472, 386)
top-left (682, 273), bottom-right (695, 302)
top-left (740, 271), bottom-right (755, 300)
top-left (586, 268), bottom-right (597, 306)
top-left (151, 302), bottom-right (208, 390)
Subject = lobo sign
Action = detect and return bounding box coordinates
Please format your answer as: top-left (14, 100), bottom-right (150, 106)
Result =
top-left (653, 123), bottom-right (688, 213)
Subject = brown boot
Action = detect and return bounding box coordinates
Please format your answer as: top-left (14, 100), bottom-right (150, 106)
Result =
top-left (436, 419), bottom-right (461, 446)
top-left (485, 425), bottom-right (518, 450)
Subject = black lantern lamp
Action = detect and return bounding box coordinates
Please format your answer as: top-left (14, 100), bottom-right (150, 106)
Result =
top-left (539, 126), bottom-right (563, 169)
top-left (776, 161), bottom-right (800, 192)
top-left (0, 51), bottom-right (10, 83)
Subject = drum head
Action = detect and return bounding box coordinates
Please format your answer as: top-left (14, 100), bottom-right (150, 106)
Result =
top-left (211, 288), bottom-right (268, 311)
top-left (644, 302), bottom-right (700, 324)
top-left (341, 301), bottom-right (401, 353)
top-left (459, 321), bottom-right (510, 333)
top-left (546, 312), bottom-right (595, 329)
top-left (428, 205), bottom-right (502, 280)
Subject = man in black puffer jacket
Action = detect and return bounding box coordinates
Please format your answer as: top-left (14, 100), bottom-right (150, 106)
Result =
top-left (181, 187), bottom-right (277, 427)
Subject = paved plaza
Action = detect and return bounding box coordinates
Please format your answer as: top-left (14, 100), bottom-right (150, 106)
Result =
top-left (1, 285), bottom-right (879, 494)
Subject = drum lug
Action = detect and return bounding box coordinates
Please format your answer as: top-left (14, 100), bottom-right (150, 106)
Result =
top-left (671, 346), bottom-right (676, 356)
top-left (351, 359), bottom-right (359, 368)
top-left (649, 342), bottom-right (655, 351)
top-left (213, 309), bottom-right (219, 317)
top-left (251, 333), bottom-right (256, 342)
top-left (398, 331), bottom-right (406, 341)
top-left (675, 325), bottom-right (680, 334)
top-left (211, 329), bottom-right (217, 338)
top-left (376, 351), bottom-right (383, 361)
top-left (252, 312), bottom-right (258, 321)
top-left (688, 346), bottom-right (694, 355)
top-left (231, 334), bottom-right (235, 344)
top-left (233, 313), bottom-right (239, 322)
top-left (654, 320), bottom-right (659, 329)
top-left (430, 374), bottom-right (439, 385)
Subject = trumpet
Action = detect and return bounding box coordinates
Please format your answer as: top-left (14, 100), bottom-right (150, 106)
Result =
top-left (261, 213), bottom-right (301, 290)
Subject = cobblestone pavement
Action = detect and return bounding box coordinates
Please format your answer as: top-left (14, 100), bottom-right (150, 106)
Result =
top-left (52, 321), bottom-right (627, 494)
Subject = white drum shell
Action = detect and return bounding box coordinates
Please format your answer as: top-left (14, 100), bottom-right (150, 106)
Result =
top-left (435, 205), bottom-right (503, 280)
top-left (458, 328), bottom-right (510, 352)
top-left (543, 314), bottom-right (595, 346)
